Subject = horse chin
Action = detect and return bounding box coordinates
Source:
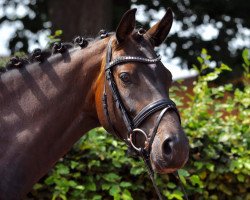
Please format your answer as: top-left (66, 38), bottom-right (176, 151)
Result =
top-left (150, 159), bottom-right (177, 174)
top-left (150, 159), bottom-right (182, 174)
top-left (150, 153), bottom-right (188, 174)
top-left (157, 168), bottom-right (178, 174)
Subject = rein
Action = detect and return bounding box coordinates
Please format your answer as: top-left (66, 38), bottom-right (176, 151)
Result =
top-left (102, 39), bottom-right (188, 200)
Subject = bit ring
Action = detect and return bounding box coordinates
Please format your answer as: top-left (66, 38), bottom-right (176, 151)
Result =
top-left (128, 128), bottom-right (148, 152)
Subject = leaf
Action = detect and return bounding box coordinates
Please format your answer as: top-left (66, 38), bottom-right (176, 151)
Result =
top-left (33, 183), bottom-right (43, 190)
top-left (230, 160), bottom-right (243, 171)
top-left (199, 171), bottom-right (207, 180)
top-left (130, 167), bottom-right (145, 175)
top-left (93, 195), bottom-right (102, 200)
top-left (178, 169), bottom-right (190, 177)
top-left (206, 163), bottom-right (215, 172)
top-left (103, 173), bottom-right (121, 182)
top-left (122, 189), bottom-right (133, 200)
top-left (197, 56), bottom-right (204, 64)
top-left (102, 183), bottom-right (111, 190)
top-left (203, 72), bottom-right (218, 81)
top-left (52, 194), bottom-right (60, 200)
top-left (190, 175), bottom-right (203, 187)
top-left (75, 185), bottom-right (85, 190)
top-left (167, 189), bottom-right (184, 200)
top-left (109, 185), bottom-right (121, 196)
top-left (60, 194), bottom-right (67, 200)
top-left (242, 49), bottom-right (250, 66)
top-left (210, 195), bottom-right (219, 200)
top-left (237, 174), bottom-right (245, 182)
top-left (88, 160), bottom-right (100, 168)
top-left (56, 164), bottom-right (69, 175)
top-left (167, 182), bottom-right (176, 189)
top-left (220, 63), bottom-right (232, 71)
top-left (114, 194), bottom-right (121, 200)
top-left (86, 182), bottom-right (96, 191)
top-left (68, 180), bottom-right (77, 187)
top-left (112, 140), bottom-right (118, 147)
top-left (208, 182), bottom-right (217, 190)
top-left (244, 161), bottom-right (250, 170)
top-left (219, 184), bottom-right (232, 195)
top-left (55, 29), bottom-right (63, 36)
top-left (45, 176), bottom-right (55, 185)
top-left (201, 48), bottom-right (207, 55)
top-left (70, 161), bottom-right (78, 169)
top-left (178, 174), bottom-right (187, 185)
top-left (176, 170), bottom-right (188, 186)
top-left (120, 181), bottom-right (132, 188)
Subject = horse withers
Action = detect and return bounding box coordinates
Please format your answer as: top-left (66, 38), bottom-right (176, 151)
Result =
top-left (0, 8), bottom-right (189, 199)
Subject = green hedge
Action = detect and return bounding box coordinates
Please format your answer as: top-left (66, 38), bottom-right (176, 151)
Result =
top-left (26, 49), bottom-right (249, 200)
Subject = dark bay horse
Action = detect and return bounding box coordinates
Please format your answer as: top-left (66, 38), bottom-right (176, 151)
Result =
top-left (0, 8), bottom-right (189, 199)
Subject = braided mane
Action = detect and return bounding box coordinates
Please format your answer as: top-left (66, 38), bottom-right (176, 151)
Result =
top-left (0, 30), bottom-right (110, 74)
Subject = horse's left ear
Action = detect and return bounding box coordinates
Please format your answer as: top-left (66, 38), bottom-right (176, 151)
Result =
top-left (116, 8), bottom-right (137, 44)
top-left (146, 8), bottom-right (173, 46)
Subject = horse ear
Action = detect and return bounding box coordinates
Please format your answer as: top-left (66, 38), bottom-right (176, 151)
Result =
top-left (146, 8), bottom-right (173, 46)
top-left (116, 8), bottom-right (137, 43)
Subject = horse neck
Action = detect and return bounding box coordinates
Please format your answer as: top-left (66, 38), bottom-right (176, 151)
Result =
top-left (0, 39), bottom-right (107, 197)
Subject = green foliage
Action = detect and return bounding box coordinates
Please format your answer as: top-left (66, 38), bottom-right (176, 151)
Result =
top-left (29, 50), bottom-right (250, 199)
top-left (171, 48), bottom-right (250, 200)
top-left (0, 57), bottom-right (10, 69)
top-left (47, 30), bottom-right (63, 45)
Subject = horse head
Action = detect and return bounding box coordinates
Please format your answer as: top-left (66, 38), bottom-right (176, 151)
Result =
top-left (96, 8), bottom-right (189, 174)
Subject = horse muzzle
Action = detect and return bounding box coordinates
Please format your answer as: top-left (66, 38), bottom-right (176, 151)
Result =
top-left (150, 130), bottom-right (189, 174)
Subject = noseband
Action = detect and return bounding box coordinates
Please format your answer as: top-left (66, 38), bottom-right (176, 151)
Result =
top-left (102, 39), bottom-right (187, 200)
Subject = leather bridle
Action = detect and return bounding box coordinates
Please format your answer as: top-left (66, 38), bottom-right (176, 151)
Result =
top-left (102, 38), bottom-right (188, 200)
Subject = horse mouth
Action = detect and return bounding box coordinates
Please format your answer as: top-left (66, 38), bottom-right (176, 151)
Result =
top-left (150, 152), bottom-right (189, 174)
top-left (154, 165), bottom-right (178, 174)
top-left (150, 159), bottom-right (178, 174)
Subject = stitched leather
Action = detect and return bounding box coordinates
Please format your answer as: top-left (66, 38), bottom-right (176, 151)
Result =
top-left (133, 99), bottom-right (177, 127)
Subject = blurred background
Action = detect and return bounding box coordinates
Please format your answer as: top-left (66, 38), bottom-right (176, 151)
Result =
top-left (0, 0), bottom-right (249, 80)
top-left (0, 1), bottom-right (249, 199)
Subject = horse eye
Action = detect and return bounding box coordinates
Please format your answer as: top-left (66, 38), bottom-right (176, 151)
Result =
top-left (119, 72), bottom-right (131, 83)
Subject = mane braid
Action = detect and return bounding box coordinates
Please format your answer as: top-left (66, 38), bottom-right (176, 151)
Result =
top-left (0, 30), bottom-right (111, 75)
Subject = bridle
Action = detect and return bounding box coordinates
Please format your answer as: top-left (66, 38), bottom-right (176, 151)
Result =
top-left (102, 38), bottom-right (188, 200)
top-left (102, 39), bottom-right (180, 153)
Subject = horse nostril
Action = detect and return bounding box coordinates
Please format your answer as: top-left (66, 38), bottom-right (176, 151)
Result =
top-left (162, 138), bottom-right (173, 156)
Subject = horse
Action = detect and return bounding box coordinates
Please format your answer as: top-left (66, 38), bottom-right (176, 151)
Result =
top-left (0, 8), bottom-right (189, 199)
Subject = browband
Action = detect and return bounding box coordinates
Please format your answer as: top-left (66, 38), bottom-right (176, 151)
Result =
top-left (106, 56), bottom-right (161, 70)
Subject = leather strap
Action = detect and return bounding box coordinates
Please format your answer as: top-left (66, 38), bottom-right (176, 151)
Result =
top-left (107, 56), bottom-right (161, 70)
top-left (133, 99), bottom-right (177, 127)
top-left (105, 42), bottom-right (134, 134)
